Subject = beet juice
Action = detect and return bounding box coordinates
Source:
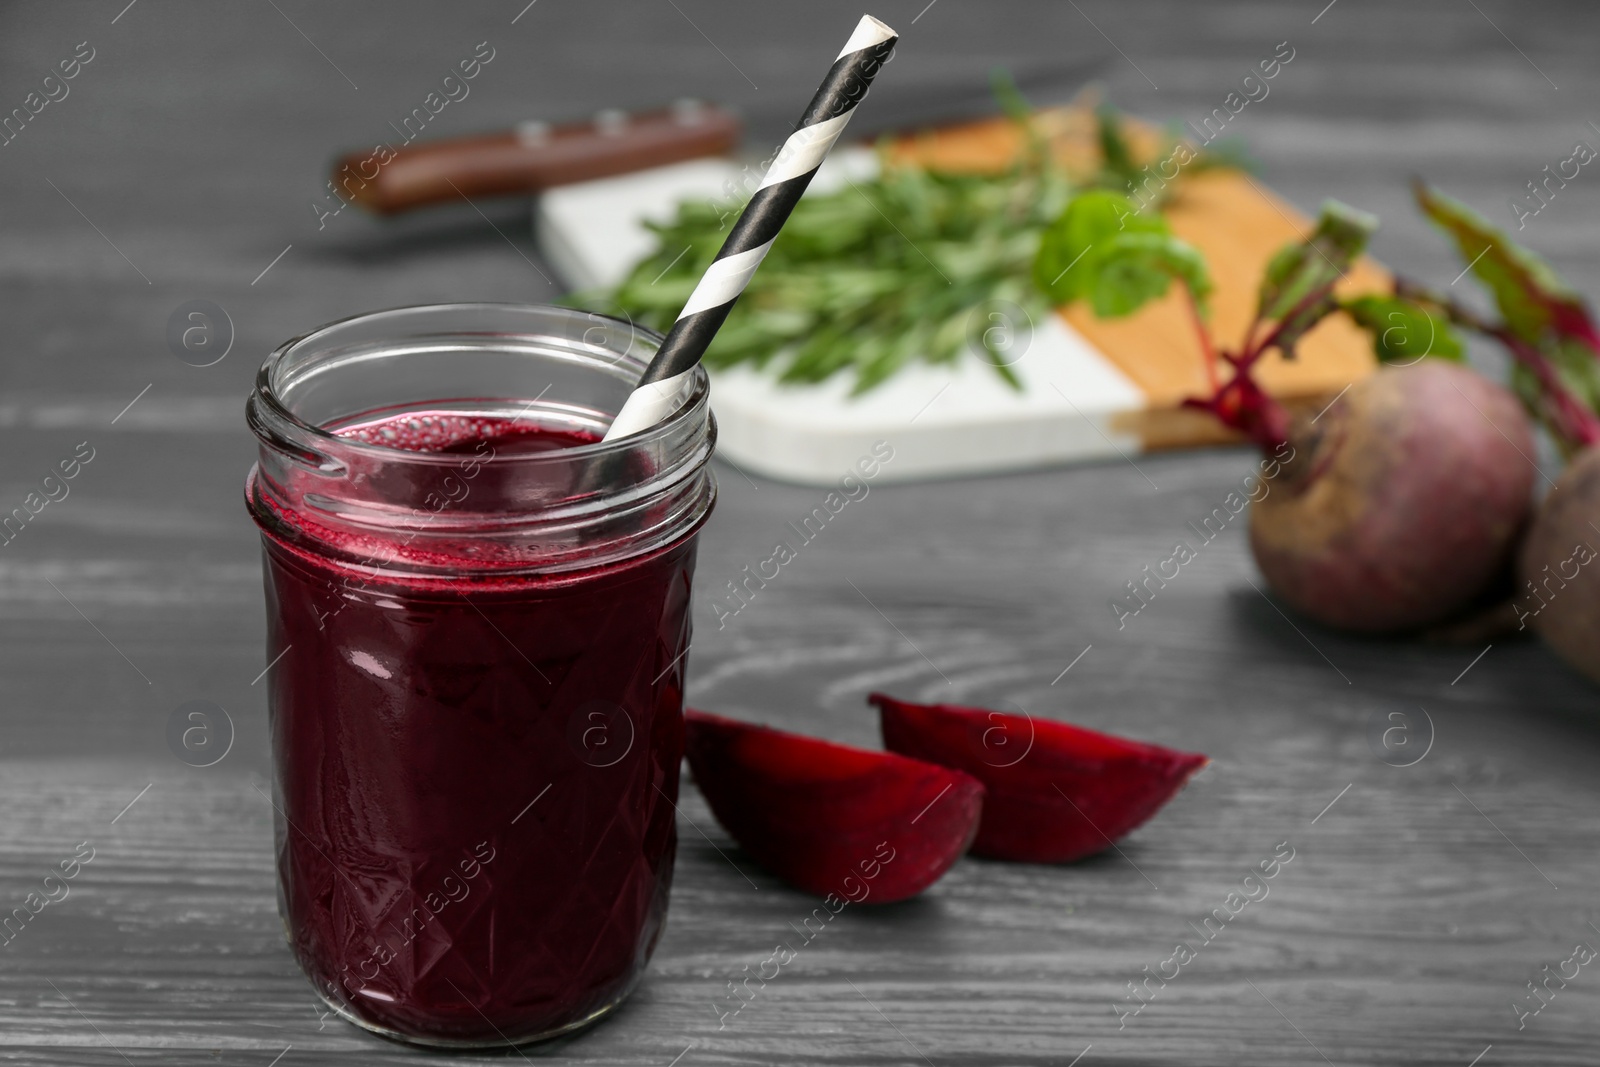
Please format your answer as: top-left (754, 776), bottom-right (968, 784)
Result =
top-left (245, 305), bottom-right (715, 1046)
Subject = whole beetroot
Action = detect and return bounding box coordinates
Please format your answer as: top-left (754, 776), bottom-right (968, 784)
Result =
top-left (1251, 361), bottom-right (1535, 632)
top-left (1038, 195), bottom-right (1541, 633)
top-left (1516, 446), bottom-right (1600, 682)
top-left (1406, 181), bottom-right (1600, 679)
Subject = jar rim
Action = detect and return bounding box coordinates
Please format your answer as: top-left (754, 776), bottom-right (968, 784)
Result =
top-left (245, 302), bottom-right (716, 579)
top-left (250, 301), bottom-right (706, 469)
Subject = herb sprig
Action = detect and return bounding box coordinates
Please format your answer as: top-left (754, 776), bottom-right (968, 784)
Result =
top-left (597, 93), bottom-right (1240, 394)
top-left (605, 154), bottom-right (1065, 394)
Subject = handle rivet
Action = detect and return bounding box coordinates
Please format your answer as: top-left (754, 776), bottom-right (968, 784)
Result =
top-left (516, 120), bottom-right (552, 145)
top-left (672, 98), bottom-right (706, 125)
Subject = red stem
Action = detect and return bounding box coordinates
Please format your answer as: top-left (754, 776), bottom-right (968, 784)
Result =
top-left (1249, 284), bottom-right (1335, 361)
top-left (1395, 276), bottom-right (1600, 452)
top-left (1187, 287), bottom-right (1220, 393)
top-left (1551, 303), bottom-right (1600, 362)
top-left (1178, 283), bottom-right (1324, 455)
top-left (1489, 325), bottom-right (1600, 449)
top-left (1180, 345), bottom-right (1293, 454)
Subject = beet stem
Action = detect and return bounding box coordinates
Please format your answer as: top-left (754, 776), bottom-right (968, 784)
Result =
top-left (1251, 285), bottom-right (1335, 360)
top-left (1395, 276), bottom-right (1600, 452)
top-left (1178, 282), bottom-right (1322, 455)
top-left (1187, 287), bottom-right (1221, 393)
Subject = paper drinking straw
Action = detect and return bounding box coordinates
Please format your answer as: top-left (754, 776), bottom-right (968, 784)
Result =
top-left (601, 14), bottom-right (899, 442)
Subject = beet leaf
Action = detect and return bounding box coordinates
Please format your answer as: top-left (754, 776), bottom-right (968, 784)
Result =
top-left (1413, 181), bottom-right (1599, 352)
top-left (1407, 181), bottom-right (1600, 454)
top-left (1341, 294), bottom-right (1464, 365)
top-left (1253, 201), bottom-right (1376, 358)
top-left (1032, 190), bottom-right (1211, 316)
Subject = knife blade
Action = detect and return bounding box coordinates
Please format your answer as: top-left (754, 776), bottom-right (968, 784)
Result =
top-left (333, 58), bottom-right (1105, 216)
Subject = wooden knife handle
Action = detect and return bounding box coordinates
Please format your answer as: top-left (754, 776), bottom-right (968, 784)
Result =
top-left (333, 101), bottom-right (742, 215)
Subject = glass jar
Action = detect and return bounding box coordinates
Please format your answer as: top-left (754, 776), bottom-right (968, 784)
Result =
top-left (244, 304), bottom-right (715, 1047)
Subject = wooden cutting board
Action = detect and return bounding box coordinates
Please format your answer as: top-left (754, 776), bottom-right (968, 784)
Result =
top-left (537, 104), bottom-right (1387, 484)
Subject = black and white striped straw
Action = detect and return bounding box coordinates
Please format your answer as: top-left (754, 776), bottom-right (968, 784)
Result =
top-left (602, 14), bottom-right (899, 442)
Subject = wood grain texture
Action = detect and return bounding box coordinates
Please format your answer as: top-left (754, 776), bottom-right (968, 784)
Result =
top-left (1, 1), bottom-right (1599, 1064)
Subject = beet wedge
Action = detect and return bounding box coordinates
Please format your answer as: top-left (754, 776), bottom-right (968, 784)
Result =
top-left (871, 693), bottom-right (1207, 864)
top-left (684, 710), bottom-right (983, 902)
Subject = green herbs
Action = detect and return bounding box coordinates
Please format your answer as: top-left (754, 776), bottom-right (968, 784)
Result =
top-left (597, 96), bottom-right (1241, 395)
top-left (603, 148), bottom-right (1067, 394)
top-left (1083, 104), bottom-right (1254, 206)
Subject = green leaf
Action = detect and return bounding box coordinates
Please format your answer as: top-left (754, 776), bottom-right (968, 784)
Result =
top-left (1554, 336), bottom-right (1600, 414)
top-left (1034, 191), bottom-right (1212, 317)
top-left (1413, 181), bottom-right (1595, 346)
top-left (1033, 191), bottom-right (1137, 302)
top-left (1341, 294), bottom-right (1464, 364)
top-left (1096, 105), bottom-right (1141, 187)
top-left (992, 68), bottom-right (1035, 129)
top-left (1257, 200), bottom-right (1376, 319)
top-left (1255, 200), bottom-right (1376, 356)
top-left (1088, 232), bottom-right (1213, 317)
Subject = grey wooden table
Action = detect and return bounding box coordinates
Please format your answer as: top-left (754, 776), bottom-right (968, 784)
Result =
top-left (2, 1), bottom-right (1598, 1063)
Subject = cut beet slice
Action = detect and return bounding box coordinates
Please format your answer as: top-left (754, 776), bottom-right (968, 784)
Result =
top-left (684, 710), bottom-right (983, 903)
top-left (870, 693), bottom-right (1207, 864)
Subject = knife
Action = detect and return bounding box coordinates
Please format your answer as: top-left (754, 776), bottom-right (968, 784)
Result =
top-left (332, 58), bottom-right (1105, 216)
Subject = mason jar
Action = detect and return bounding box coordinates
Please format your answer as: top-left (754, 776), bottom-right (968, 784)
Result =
top-left (244, 303), bottom-right (715, 1046)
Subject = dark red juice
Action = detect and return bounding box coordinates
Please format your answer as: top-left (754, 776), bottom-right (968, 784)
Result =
top-left (253, 412), bottom-right (698, 1044)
